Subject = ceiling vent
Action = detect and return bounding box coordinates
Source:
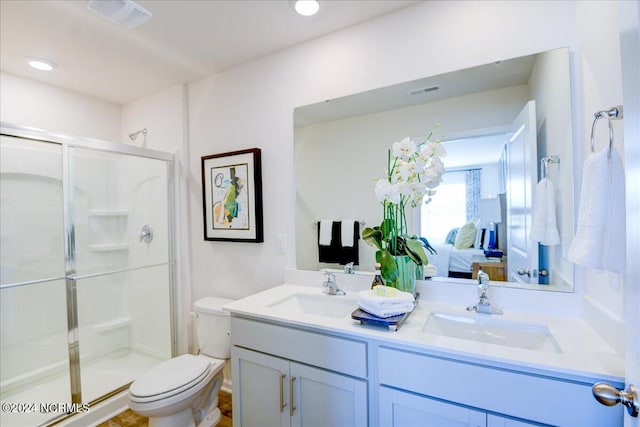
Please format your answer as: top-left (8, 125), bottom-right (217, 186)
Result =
top-left (407, 86), bottom-right (440, 96)
top-left (87, 0), bottom-right (152, 29)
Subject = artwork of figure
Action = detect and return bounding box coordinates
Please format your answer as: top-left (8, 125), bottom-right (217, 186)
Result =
top-left (211, 163), bottom-right (249, 229)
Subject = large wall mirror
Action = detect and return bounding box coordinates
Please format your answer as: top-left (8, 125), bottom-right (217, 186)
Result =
top-left (294, 47), bottom-right (574, 292)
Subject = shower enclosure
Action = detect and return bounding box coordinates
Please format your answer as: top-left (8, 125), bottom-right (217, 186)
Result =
top-left (0, 124), bottom-right (176, 426)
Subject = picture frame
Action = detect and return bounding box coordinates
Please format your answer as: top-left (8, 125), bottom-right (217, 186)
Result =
top-left (201, 148), bottom-right (263, 242)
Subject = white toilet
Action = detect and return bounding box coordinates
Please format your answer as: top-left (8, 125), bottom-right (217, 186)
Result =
top-left (128, 297), bottom-right (233, 427)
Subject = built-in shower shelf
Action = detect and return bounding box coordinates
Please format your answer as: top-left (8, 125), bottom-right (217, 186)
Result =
top-left (88, 243), bottom-right (129, 252)
top-left (87, 211), bottom-right (129, 250)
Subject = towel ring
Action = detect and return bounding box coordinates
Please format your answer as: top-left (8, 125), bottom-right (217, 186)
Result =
top-left (590, 111), bottom-right (614, 159)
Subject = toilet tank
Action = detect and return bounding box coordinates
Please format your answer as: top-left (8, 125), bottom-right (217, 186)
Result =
top-left (193, 297), bottom-right (233, 359)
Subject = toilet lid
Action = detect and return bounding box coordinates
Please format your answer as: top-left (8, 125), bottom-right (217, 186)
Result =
top-left (130, 354), bottom-right (211, 398)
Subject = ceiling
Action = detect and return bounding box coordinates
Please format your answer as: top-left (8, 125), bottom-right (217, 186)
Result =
top-left (0, 0), bottom-right (418, 105)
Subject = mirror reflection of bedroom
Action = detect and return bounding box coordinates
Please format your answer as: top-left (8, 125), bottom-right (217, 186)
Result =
top-left (422, 99), bottom-right (539, 284)
top-left (420, 133), bottom-right (508, 282)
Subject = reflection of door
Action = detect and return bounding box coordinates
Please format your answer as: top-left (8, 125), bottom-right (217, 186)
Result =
top-left (506, 101), bottom-right (538, 284)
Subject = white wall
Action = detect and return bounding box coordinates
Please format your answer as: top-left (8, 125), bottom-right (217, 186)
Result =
top-left (574, 1), bottom-right (627, 354)
top-left (0, 72), bottom-right (121, 142)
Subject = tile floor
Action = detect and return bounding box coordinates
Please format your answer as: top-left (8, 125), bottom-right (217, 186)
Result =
top-left (96, 391), bottom-right (232, 427)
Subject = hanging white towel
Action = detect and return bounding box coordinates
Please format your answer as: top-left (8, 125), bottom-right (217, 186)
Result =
top-left (341, 219), bottom-right (355, 247)
top-left (567, 148), bottom-right (626, 274)
top-left (529, 178), bottom-right (561, 245)
top-left (319, 220), bottom-right (332, 246)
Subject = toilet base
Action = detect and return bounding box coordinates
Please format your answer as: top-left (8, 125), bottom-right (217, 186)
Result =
top-left (148, 407), bottom-right (194, 427)
top-left (148, 406), bottom-right (221, 427)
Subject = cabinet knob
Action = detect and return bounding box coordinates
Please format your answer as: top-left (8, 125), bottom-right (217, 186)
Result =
top-left (592, 382), bottom-right (638, 417)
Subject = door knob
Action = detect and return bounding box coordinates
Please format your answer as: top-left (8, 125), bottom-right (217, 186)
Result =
top-left (592, 382), bottom-right (638, 417)
top-left (516, 268), bottom-right (531, 277)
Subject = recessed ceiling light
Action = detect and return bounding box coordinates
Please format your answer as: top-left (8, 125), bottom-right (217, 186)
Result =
top-left (26, 57), bottom-right (55, 71)
top-left (294, 0), bottom-right (320, 16)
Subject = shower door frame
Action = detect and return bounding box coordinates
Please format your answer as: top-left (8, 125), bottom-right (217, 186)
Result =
top-left (0, 122), bottom-right (178, 412)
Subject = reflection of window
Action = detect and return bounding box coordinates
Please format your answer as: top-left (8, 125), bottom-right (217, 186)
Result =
top-left (421, 169), bottom-right (482, 243)
top-left (421, 171), bottom-right (467, 244)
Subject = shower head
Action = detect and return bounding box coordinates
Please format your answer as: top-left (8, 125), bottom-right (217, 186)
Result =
top-left (129, 128), bottom-right (147, 141)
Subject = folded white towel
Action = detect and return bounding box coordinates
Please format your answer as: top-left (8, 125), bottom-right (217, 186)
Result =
top-left (319, 220), bottom-right (332, 246)
top-left (529, 178), bottom-right (561, 245)
top-left (357, 286), bottom-right (415, 307)
top-left (358, 301), bottom-right (414, 318)
top-left (341, 219), bottom-right (355, 247)
top-left (423, 264), bottom-right (437, 278)
top-left (568, 148), bottom-right (626, 274)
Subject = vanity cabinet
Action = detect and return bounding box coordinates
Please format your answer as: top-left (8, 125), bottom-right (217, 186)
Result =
top-left (230, 313), bottom-right (622, 427)
top-left (377, 346), bottom-right (620, 426)
top-left (231, 317), bottom-right (368, 427)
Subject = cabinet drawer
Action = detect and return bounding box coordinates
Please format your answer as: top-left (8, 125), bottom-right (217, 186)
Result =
top-left (231, 316), bottom-right (367, 378)
top-left (378, 346), bottom-right (621, 427)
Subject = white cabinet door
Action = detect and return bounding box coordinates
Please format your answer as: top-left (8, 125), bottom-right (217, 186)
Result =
top-left (233, 347), bottom-right (290, 427)
top-left (291, 362), bottom-right (367, 427)
top-left (233, 347), bottom-right (367, 427)
top-left (379, 386), bottom-right (486, 427)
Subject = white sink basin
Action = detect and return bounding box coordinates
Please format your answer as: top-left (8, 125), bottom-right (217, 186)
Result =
top-left (268, 293), bottom-right (356, 318)
top-left (423, 312), bottom-right (562, 354)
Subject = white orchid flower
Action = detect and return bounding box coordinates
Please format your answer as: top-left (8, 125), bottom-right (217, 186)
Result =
top-left (375, 179), bottom-right (401, 204)
top-left (392, 137), bottom-right (417, 160)
top-left (398, 162), bottom-right (417, 181)
top-left (398, 181), bottom-right (414, 196)
top-left (425, 177), bottom-right (442, 189)
top-left (420, 140), bottom-right (447, 159)
top-left (431, 156), bottom-right (445, 174)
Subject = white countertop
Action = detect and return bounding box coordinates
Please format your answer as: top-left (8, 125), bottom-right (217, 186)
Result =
top-left (223, 282), bottom-right (625, 384)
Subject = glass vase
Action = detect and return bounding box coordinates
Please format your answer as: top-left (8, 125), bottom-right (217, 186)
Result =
top-left (391, 255), bottom-right (417, 297)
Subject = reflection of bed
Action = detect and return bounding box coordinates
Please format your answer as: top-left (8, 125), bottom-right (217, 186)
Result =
top-left (428, 244), bottom-right (484, 278)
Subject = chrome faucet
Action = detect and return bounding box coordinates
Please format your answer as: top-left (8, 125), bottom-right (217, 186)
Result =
top-left (466, 269), bottom-right (502, 315)
top-left (322, 271), bottom-right (346, 296)
top-left (344, 262), bottom-right (355, 274)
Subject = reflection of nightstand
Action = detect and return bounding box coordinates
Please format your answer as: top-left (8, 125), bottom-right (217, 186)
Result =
top-left (472, 255), bottom-right (506, 281)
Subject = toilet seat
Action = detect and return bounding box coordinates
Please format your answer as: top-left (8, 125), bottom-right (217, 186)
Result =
top-left (129, 354), bottom-right (213, 404)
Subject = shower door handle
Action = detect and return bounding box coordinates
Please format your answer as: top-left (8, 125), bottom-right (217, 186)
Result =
top-left (140, 224), bottom-right (153, 243)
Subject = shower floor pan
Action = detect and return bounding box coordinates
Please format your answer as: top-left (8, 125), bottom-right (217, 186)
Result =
top-left (0, 349), bottom-right (163, 427)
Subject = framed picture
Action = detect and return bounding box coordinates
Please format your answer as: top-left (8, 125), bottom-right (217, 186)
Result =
top-left (201, 148), bottom-right (263, 242)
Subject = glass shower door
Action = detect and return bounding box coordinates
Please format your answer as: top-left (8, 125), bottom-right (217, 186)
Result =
top-left (70, 147), bottom-right (174, 404)
top-left (0, 135), bottom-right (72, 427)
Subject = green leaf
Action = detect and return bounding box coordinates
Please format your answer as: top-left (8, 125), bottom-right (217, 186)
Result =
top-left (377, 249), bottom-right (398, 283)
top-left (405, 238), bottom-right (429, 265)
top-left (380, 218), bottom-right (396, 237)
top-left (362, 227), bottom-right (383, 250)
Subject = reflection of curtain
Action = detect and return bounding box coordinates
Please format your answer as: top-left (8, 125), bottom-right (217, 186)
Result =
top-left (465, 169), bottom-right (481, 221)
